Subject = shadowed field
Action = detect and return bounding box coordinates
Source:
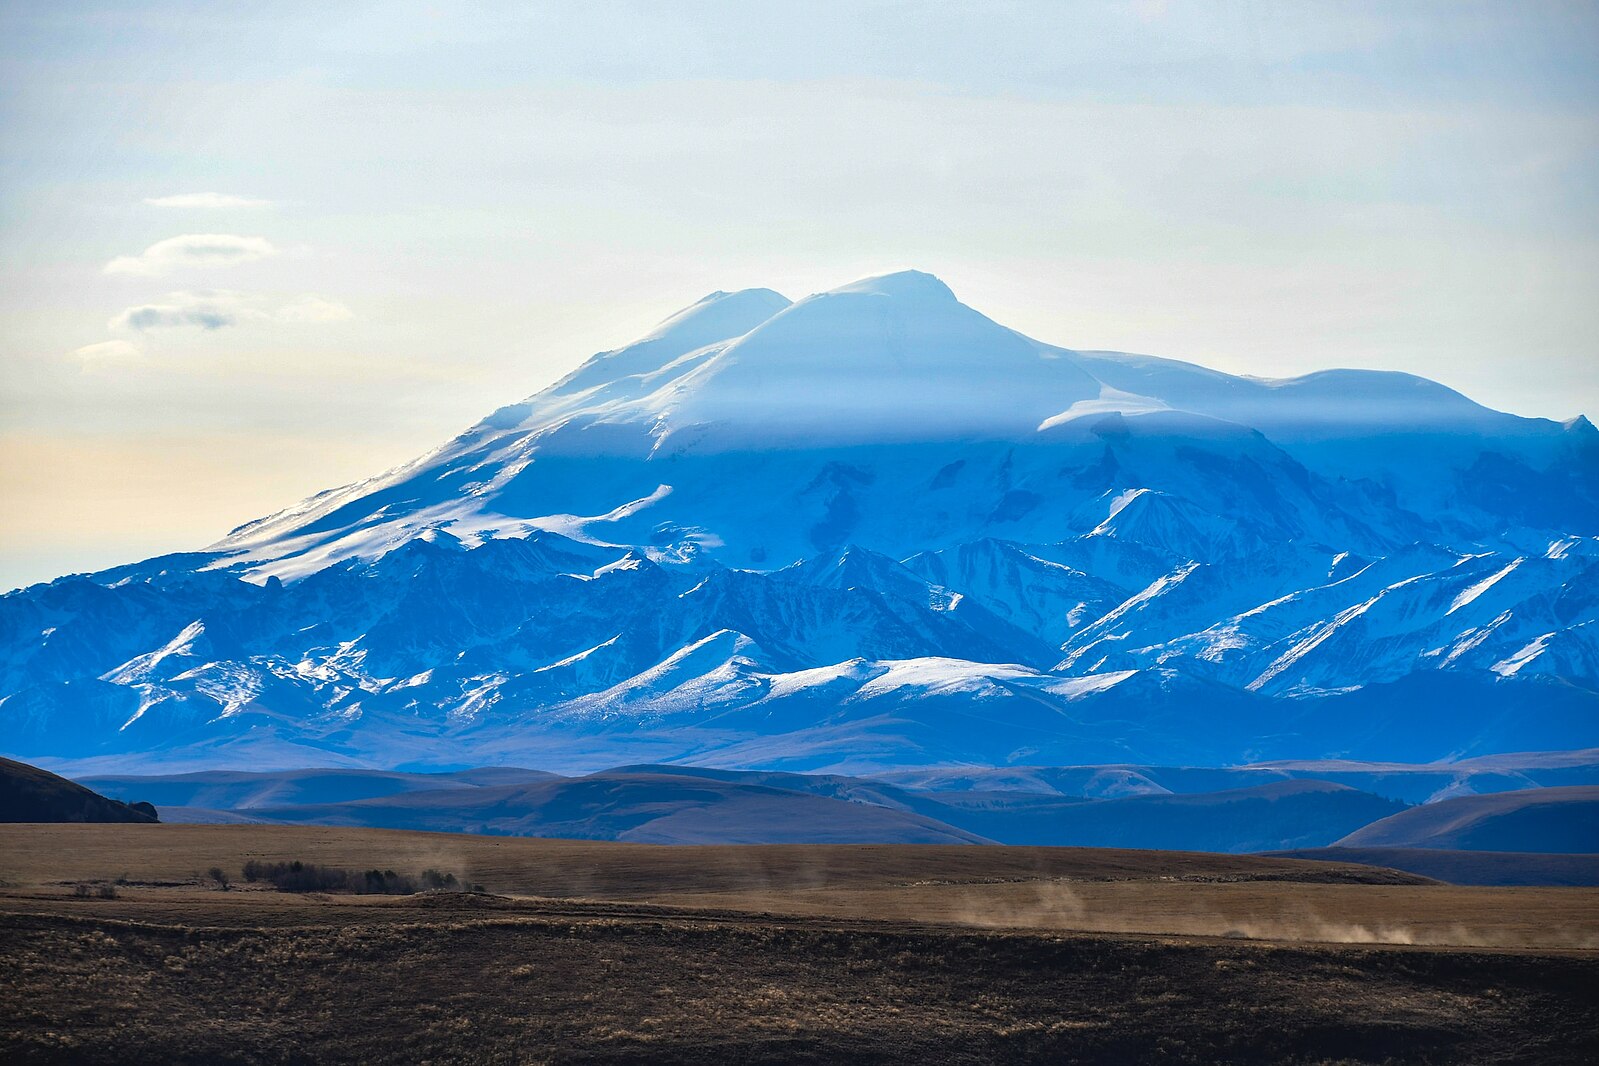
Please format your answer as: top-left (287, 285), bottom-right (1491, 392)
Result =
top-left (2, 824), bottom-right (1596, 1063)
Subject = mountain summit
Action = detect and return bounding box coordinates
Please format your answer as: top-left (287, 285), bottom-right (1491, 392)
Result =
top-left (3, 271), bottom-right (1596, 772)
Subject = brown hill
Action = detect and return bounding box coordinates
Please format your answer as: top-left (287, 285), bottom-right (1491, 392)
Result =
top-left (0, 756), bottom-right (157, 824)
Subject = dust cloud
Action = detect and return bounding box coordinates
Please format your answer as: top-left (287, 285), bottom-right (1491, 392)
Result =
top-left (941, 879), bottom-right (1599, 951)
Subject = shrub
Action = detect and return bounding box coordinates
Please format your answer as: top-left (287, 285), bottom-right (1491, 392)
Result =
top-left (206, 866), bottom-right (230, 890)
top-left (360, 869), bottom-right (417, 894)
top-left (420, 869), bottom-right (459, 891)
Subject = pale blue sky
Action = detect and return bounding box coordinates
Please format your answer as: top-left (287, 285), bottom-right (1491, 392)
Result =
top-left (2, 1), bottom-right (1596, 589)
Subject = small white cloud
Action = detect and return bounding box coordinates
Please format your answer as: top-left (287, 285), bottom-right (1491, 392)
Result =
top-left (144, 192), bottom-right (273, 209)
top-left (109, 290), bottom-right (353, 332)
top-left (68, 339), bottom-right (143, 361)
top-left (103, 234), bottom-right (277, 276)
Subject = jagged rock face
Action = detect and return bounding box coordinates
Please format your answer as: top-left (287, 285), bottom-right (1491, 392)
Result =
top-left (3, 272), bottom-right (1596, 772)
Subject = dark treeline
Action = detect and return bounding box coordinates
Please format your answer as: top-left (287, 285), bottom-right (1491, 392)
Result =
top-left (240, 859), bottom-right (466, 895)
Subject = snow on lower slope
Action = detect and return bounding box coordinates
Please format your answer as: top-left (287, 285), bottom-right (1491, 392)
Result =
top-left (2, 270), bottom-right (1596, 772)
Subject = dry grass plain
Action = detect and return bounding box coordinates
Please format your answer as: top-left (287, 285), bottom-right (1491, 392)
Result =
top-left (2, 824), bottom-right (1596, 1063)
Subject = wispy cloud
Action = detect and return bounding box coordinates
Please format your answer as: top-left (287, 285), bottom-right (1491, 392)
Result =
top-left (144, 192), bottom-right (274, 209)
top-left (103, 234), bottom-right (277, 276)
top-left (108, 290), bottom-right (353, 332)
top-left (111, 292), bottom-right (244, 331)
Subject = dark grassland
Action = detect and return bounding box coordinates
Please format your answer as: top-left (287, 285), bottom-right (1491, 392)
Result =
top-left (2, 825), bottom-right (1595, 1064)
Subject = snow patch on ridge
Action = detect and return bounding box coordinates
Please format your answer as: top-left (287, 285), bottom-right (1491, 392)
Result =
top-left (1447, 558), bottom-right (1522, 616)
top-left (1492, 633), bottom-right (1555, 677)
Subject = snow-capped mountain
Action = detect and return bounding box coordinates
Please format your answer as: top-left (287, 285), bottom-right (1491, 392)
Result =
top-left (3, 270), bottom-right (1596, 772)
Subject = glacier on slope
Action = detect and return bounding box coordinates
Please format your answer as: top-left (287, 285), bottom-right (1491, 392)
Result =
top-left (2, 270), bottom-right (1596, 773)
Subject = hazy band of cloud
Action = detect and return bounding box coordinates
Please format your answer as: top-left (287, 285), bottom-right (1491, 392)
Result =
top-left (62, 292), bottom-right (355, 366)
top-left (103, 234), bottom-right (277, 276)
top-left (107, 291), bottom-right (353, 333)
top-left (144, 192), bottom-right (274, 209)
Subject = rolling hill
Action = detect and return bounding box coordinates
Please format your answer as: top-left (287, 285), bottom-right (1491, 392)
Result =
top-left (1334, 786), bottom-right (1599, 852)
top-left (79, 763), bottom-right (1409, 851)
top-left (243, 771), bottom-right (991, 845)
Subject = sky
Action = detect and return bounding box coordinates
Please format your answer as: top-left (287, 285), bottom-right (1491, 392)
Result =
top-left (1, 1), bottom-right (1596, 591)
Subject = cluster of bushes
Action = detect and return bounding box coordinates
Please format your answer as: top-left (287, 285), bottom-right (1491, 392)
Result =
top-left (240, 859), bottom-right (472, 895)
top-left (72, 882), bottom-right (118, 899)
